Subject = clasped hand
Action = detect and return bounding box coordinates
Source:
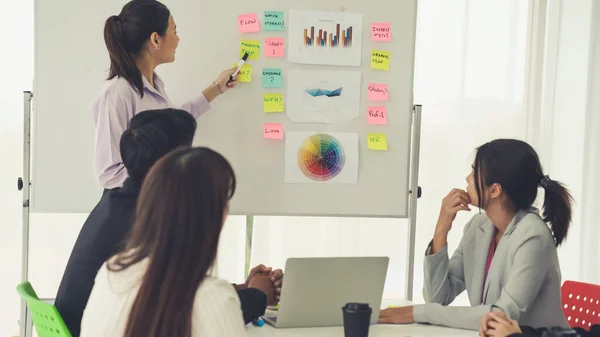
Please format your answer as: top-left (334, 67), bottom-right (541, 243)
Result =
top-left (479, 312), bottom-right (521, 337)
top-left (244, 264), bottom-right (283, 306)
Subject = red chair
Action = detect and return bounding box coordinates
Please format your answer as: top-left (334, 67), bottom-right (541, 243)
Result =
top-left (561, 281), bottom-right (600, 329)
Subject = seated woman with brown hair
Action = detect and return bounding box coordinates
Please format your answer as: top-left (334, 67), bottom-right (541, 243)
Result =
top-left (80, 147), bottom-right (250, 336)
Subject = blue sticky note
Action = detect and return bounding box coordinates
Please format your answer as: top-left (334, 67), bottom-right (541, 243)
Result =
top-left (264, 11), bottom-right (284, 31)
top-left (262, 68), bottom-right (283, 88)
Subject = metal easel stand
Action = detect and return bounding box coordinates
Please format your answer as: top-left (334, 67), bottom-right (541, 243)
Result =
top-left (405, 104), bottom-right (422, 301)
top-left (17, 91), bottom-right (33, 337)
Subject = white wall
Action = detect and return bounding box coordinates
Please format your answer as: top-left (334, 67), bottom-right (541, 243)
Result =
top-left (537, 0), bottom-right (600, 285)
top-left (579, 0), bottom-right (600, 284)
top-left (0, 0), bottom-right (33, 335)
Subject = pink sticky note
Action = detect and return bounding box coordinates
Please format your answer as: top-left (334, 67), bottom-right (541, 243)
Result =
top-left (265, 38), bottom-right (285, 58)
top-left (238, 13), bottom-right (260, 33)
top-left (367, 106), bottom-right (387, 125)
top-left (368, 83), bottom-right (389, 101)
top-left (372, 22), bottom-right (391, 41)
top-left (263, 123), bottom-right (284, 139)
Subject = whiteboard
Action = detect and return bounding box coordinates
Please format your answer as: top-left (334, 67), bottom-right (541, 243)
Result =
top-left (32, 0), bottom-right (418, 217)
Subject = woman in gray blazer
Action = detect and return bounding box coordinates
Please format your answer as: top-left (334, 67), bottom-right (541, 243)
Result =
top-left (379, 139), bottom-right (572, 332)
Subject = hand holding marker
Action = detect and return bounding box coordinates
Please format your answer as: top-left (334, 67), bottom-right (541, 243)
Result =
top-left (229, 52), bottom-right (249, 84)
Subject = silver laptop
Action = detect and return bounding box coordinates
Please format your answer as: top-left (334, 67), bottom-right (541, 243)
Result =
top-left (263, 256), bottom-right (389, 328)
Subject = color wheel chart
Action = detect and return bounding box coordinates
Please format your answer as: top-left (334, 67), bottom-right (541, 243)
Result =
top-left (297, 134), bottom-right (346, 181)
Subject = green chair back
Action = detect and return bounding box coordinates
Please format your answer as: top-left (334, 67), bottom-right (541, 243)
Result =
top-left (16, 282), bottom-right (72, 337)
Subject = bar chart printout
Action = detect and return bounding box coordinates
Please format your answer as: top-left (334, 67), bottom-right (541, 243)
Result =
top-left (303, 23), bottom-right (353, 47)
top-left (288, 9), bottom-right (363, 66)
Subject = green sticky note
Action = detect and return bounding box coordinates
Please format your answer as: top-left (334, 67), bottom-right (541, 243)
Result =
top-left (263, 93), bottom-right (284, 112)
top-left (371, 50), bottom-right (391, 71)
top-left (240, 39), bottom-right (260, 60)
top-left (264, 11), bottom-right (284, 31)
top-left (367, 133), bottom-right (388, 151)
top-left (262, 68), bottom-right (283, 88)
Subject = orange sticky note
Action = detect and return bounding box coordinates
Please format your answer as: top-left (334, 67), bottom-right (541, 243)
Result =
top-left (265, 38), bottom-right (285, 58)
top-left (367, 106), bottom-right (387, 125)
top-left (263, 123), bottom-right (284, 140)
top-left (372, 22), bottom-right (391, 41)
top-left (238, 13), bottom-right (260, 33)
top-left (368, 83), bottom-right (389, 101)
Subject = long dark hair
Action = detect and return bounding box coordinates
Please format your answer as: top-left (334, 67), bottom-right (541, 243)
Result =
top-left (473, 139), bottom-right (573, 246)
top-left (108, 147), bottom-right (237, 337)
top-left (104, 0), bottom-right (170, 97)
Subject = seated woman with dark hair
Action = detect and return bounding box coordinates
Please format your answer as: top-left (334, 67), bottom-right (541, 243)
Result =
top-left (80, 147), bottom-right (250, 336)
top-left (379, 139), bottom-right (573, 330)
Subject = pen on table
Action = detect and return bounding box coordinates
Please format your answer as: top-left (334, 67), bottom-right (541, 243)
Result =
top-left (229, 52), bottom-right (249, 83)
top-left (253, 317), bottom-right (264, 327)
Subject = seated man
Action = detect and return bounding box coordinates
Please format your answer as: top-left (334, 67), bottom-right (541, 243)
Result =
top-left (55, 108), bottom-right (281, 337)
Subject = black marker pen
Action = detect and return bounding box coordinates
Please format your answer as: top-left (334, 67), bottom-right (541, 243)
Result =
top-left (230, 52), bottom-right (249, 82)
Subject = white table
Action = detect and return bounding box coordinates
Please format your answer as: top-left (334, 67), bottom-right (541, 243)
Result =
top-left (247, 324), bottom-right (476, 337)
top-left (247, 300), bottom-right (476, 337)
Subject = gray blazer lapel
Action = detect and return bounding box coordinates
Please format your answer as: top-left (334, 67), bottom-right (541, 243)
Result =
top-left (472, 219), bottom-right (494, 305)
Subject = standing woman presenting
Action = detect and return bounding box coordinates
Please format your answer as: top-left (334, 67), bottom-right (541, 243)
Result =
top-left (92, 0), bottom-right (238, 189)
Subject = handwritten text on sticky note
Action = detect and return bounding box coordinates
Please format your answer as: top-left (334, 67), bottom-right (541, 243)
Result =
top-left (371, 50), bottom-right (390, 71)
top-left (265, 38), bottom-right (285, 58)
top-left (372, 23), bottom-right (391, 41)
top-left (367, 133), bottom-right (388, 151)
top-left (263, 123), bottom-right (284, 140)
top-left (367, 106), bottom-right (387, 125)
top-left (240, 40), bottom-right (260, 60)
top-left (264, 93), bottom-right (284, 112)
top-left (233, 63), bottom-right (252, 82)
top-left (238, 13), bottom-right (260, 33)
top-left (368, 83), bottom-right (389, 101)
top-left (264, 11), bottom-right (284, 31)
top-left (262, 68), bottom-right (283, 88)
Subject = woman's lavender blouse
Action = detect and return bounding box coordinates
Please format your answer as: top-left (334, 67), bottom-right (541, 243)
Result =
top-left (91, 73), bottom-right (210, 189)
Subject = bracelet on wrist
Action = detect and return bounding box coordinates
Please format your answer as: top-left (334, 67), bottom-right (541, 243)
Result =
top-left (213, 81), bottom-right (225, 94)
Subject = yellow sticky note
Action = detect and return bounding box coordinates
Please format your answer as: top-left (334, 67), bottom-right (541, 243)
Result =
top-left (233, 63), bottom-right (252, 82)
top-left (371, 50), bottom-right (390, 71)
top-left (367, 133), bottom-right (388, 150)
top-left (240, 39), bottom-right (260, 60)
top-left (263, 93), bottom-right (284, 112)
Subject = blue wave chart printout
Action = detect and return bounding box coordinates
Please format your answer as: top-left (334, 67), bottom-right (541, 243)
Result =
top-left (286, 70), bottom-right (362, 123)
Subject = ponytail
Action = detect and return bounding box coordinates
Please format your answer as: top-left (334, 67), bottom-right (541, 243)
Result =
top-left (104, 15), bottom-right (144, 97)
top-left (540, 176), bottom-right (573, 246)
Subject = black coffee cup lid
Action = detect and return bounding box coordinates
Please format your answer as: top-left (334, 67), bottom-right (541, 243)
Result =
top-left (343, 303), bottom-right (372, 313)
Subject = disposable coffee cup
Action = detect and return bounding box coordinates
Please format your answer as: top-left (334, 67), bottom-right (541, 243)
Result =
top-left (342, 303), bottom-right (372, 337)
